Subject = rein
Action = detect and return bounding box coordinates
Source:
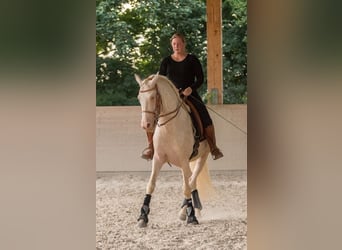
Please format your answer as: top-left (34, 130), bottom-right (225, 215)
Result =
top-left (139, 80), bottom-right (184, 127)
top-left (157, 98), bottom-right (184, 126)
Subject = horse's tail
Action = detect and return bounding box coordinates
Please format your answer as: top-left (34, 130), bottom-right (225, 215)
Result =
top-left (190, 161), bottom-right (216, 201)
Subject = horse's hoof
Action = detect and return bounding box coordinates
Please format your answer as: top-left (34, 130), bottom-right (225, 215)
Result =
top-left (179, 207), bottom-right (187, 221)
top-left (138, 219), bottom-right (147, 228)
top-left (187, 220), bottom-right (199, 225)
top-left (179, 213), bottom-right (186, 221)
top-left (187, 216), bottom-right (199, 225)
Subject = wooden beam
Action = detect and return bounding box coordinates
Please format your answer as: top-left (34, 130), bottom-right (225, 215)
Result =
top-left (206, 0), bottom-right (223, 104)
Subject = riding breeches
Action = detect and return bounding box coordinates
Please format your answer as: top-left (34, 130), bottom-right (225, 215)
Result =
top-left (188, 92), bottom-right (213, 128)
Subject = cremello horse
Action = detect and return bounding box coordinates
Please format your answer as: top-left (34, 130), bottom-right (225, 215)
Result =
top-left (135, 73), bottom-right (214, 227)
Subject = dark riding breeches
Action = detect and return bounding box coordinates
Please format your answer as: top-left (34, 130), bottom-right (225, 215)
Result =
top-left (188, 92), bottom-right (213, 128)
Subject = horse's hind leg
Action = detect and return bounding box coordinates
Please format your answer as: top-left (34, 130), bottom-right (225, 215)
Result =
top-left (179, 165), bottom-right (199, 224)
top-left (180, 156), bottom-right (207, 219)
top-left (137, 158), bottom-right (163, 228)
top-left (179, 197), bottom-right (199, 224)
top-left (189, 154), bottom-right (208, 188)
top-left (185, 198), bottom-right (198, 224)
top-left (179, 189), bottom-right (202, 221)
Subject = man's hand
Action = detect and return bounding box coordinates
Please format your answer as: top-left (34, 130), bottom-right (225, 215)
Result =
top-left (182, 87), bottom-right (192, 96)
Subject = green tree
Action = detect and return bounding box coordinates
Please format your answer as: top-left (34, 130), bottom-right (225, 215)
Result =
top-left (222, 0), bottom-right (247, 104)
top-left (96, 0), bottom-right (247, 105)
top-left (96, 0), bottom-right (141, 105)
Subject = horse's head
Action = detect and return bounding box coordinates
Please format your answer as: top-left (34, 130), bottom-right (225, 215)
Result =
top-left (135, 74), bottom-right (160, 132)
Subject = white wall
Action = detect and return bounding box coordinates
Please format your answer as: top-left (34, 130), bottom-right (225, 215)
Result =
top-left (96, 105), bottom-right (247, 172)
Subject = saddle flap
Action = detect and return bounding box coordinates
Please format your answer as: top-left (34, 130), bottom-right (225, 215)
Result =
top-left (184, 98), bottom-right (205, 160)
top-left (185, 98), bottom-right (204, 140)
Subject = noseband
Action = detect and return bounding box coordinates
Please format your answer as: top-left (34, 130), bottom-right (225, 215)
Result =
top-left (139, 82), bottom-right (184, 127)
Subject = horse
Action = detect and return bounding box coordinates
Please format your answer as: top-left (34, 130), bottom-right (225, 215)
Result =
top-left (135, 73), bottom-right (215, 228)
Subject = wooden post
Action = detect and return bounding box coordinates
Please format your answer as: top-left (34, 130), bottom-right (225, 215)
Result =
top-left (206, 0), bottom-right (223, 104)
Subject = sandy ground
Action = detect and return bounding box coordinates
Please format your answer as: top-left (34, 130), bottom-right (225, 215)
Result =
top-left (96, 170), bottom-right (247, 250)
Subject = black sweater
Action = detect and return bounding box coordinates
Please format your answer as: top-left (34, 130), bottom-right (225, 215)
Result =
top-left (159, 54), bottom-right (204, 91)
top-left (159, 53), bottom-right (213, 127)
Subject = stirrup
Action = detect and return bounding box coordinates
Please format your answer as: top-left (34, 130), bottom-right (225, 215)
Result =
top-left (141, 147), bottom-right (153, 160)
top-left (211, 148), bottom-right (223, 160)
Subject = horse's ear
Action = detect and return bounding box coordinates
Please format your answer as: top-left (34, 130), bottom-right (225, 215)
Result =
top-left (134, 74), bottom-right (143, 86)
top-left (151, 72), bottom-right (159, 86)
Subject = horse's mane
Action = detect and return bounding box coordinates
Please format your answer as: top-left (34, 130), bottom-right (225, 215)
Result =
top-left (146, 74), bottom-right (189, 113)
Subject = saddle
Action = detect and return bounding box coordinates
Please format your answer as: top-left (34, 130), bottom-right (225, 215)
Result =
top-left (184, 98), bottom-right (205, 160)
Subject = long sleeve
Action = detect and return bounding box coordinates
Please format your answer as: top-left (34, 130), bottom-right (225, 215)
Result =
top-left (158, 54), bottom-right (203, 91)
top-left (159, 57), bottom-right (168, 76)
top-left (190, 56), bottom-right (204, 90)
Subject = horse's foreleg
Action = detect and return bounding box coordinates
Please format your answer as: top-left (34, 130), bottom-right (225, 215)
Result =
top-left (146, 159), bottom-right (162, 194)
top-left (137, 194), bottom-right (151, 228)
top-left (137, 159), bottom-right (163, 228)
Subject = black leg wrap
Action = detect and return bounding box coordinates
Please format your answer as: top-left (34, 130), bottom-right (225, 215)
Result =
top-left (138, 204), bottom-right (150, 223)
top-left (191, 189), bottom-right (202, 210)
top-left (143, 194), bottom-right (151, 206)
top-left (138, 194), bottom-right (151, 223)
top-left (181, 198), bottom-right (191, 208)
top-left (186, 199), bottom-right (198, 224)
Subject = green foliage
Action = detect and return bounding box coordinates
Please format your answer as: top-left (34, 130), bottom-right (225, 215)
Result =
top-left (222, 0), bottom-right (247, 104)
top-left (96, 56), bottom-right (139, 105)
top-left (96, 0), bottom-right (247, 105)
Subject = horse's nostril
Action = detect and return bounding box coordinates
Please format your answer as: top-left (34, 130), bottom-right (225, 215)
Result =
top-left (146, 123), bottom-right (151, 128)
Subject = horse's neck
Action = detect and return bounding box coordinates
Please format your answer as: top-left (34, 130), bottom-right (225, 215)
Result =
top-left (158, 79), bottom-right (180, 113)
top-left (157, 79), bottom-right (190, 127)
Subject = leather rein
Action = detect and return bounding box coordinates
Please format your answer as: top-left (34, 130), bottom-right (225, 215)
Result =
top-left (139, 84), bottom-right (184, 127)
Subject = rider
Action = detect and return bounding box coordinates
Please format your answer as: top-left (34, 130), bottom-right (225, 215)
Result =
top-left (141, 32), bottom-right (223, 161)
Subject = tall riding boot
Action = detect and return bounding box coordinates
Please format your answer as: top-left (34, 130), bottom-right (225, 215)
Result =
top-left (141, 131), bottom-right (154, 160)
top-left (204, 125), bottom-right (224, 160)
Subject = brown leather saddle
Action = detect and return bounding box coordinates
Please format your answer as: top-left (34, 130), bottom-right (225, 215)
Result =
top-left (184, 98), bottom-right (205, 160)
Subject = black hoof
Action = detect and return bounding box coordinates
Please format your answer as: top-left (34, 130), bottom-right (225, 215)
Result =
top-left (137, 213), bottom-right (149, 227)
top-left (187, 216), bottom-right (199, 225)
top-left (138, 213), bottom-right (148, 221)
top-left (138, 219), bottom-right (147, 228)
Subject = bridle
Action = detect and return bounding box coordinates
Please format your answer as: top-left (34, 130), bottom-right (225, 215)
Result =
top-left (139, 85), bottom-right (160, 124)
top-left (139, 82), bottom-right (184, 127)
